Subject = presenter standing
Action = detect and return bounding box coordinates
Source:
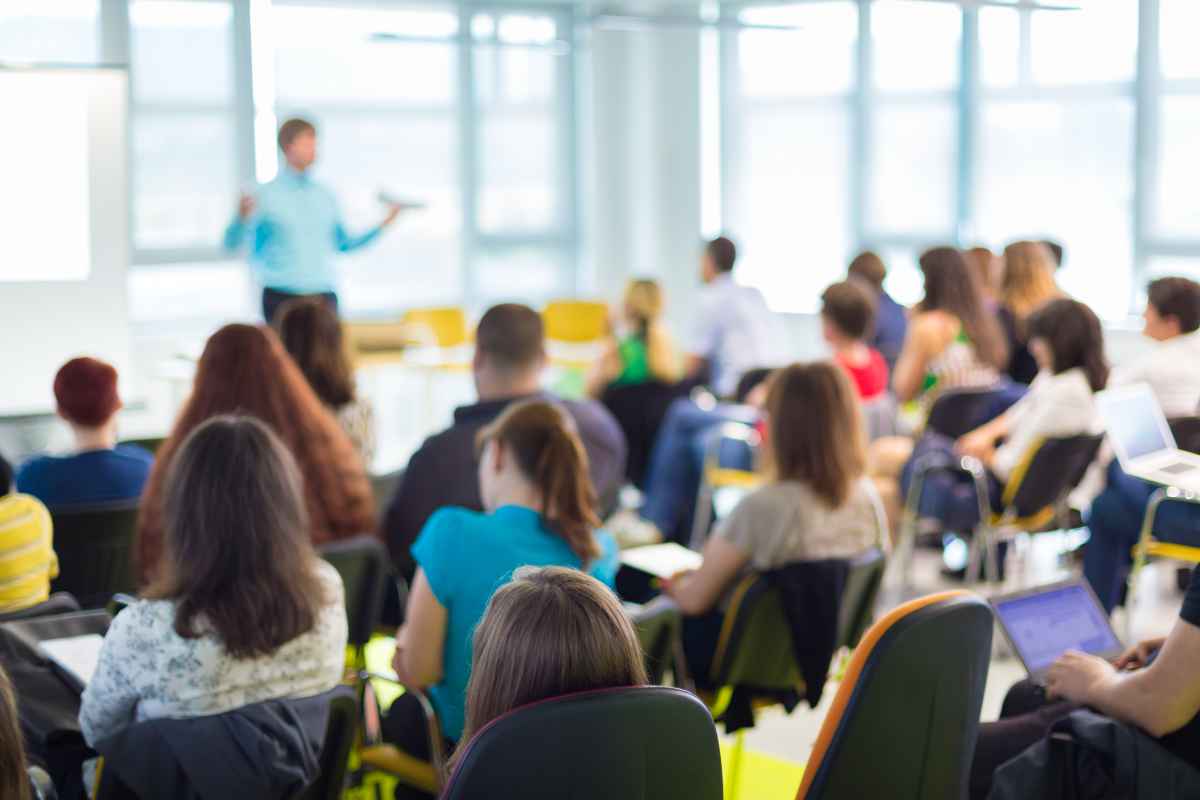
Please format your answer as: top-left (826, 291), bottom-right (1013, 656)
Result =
top-left (223, 118), bottom-right (404, 323)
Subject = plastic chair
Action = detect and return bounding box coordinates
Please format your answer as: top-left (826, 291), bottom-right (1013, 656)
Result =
top-left (689, 421), bottom-right (762, 550)
top-left (401, 307), bottom-right (471, 349)
top-left (441, 687), bottom-right (722, 800)
top-left (796, 591), bottom-right (993, 799)
top-left (368, 469), bottom-right (404, 520)
top-left (902, 434), bottom-right (1102, 586)
top-left (48, 501), bottom-right (140, 609)
top-left (625, 597), bottom-right (690, 687)
top-left (542, 300), bottom-right (609, 344)
top-left (1126, 486), bottom-right (1200, 636)
top-left (599, 381), bottom-right (688, 489)
top-left (0, 592), bottom-right (79, 623)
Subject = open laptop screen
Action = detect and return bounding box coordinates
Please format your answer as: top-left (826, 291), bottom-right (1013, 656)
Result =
top-left (993, 583), bottom-right (1122, 675)
top-left (1099, 387), bottom-right (1170, 462)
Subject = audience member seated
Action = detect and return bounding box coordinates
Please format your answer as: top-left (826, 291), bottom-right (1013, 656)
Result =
top-left (382, 304), bottom-right (626, 580)
top-left (996, 241), bottom-right (1062, 385)
top-left (820, 281), bottom-right (889, 401)
top-left (448, 566), bottom-right (647, 770)
top-left (276, 296), bottom-right (377, 465)
top-left (902, 299), bottom-right (1107, 546)
top-left (0, 662), bottom-right (49, 800)
top-left (847, 251), bottom-right (908, 374)
top-left (662, 362), bottom-right (882, 684)
top-left (868, 246), bottom-right (1008, 527)
top-left (16, 357), bottom-right (153, 508)
top-left (683, 236), bottom-right (781, 398)
top-left (1084, 276), bottom-right (1200, 614)
top-left (964, 246), bottom-right (1003, 309)
top-left (0, 465), bottom-right (57, 616)
top-left (586, 278), bottom-right (680, 397)
top-left (80, 416), bottom-right (347, 748)
top-left (607, 368), bottom-right (774, 547)
top-left (384, 401), bottom-right (619, 764)
top-left (136, 324), bottom-right (374, 584)
top-left (970, 566), bottom-right (1200, 798)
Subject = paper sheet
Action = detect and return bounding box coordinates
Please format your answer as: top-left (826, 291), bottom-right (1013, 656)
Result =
top-left (619, 543), bottom-right (703, 579)
top-left (40, 634), bottom-right (105, 687)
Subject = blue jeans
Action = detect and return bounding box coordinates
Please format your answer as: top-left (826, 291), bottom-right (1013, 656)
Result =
top-left (639, 399), bottom-right (757, 545)
top-left (1084, 461), bottom-right (1200, 614)
top-left (900, 432), bottom-right (1003, 532)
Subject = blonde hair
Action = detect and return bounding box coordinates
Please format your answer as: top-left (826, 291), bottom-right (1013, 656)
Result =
top-left (765, 362), bottom-right (867, 508)
top-left (1002, 241), bottom-right (1061, 321)
top-left (623, 279), bottom-right (664, 337)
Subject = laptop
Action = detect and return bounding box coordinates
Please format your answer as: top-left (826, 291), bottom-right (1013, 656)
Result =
top-left (991, 580), bottom-right (1124, 684)
top-left (1097, 383), bottom-right (1200, 493)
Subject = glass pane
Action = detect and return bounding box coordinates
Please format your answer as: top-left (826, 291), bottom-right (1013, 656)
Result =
top-left (0, 1), bottom-right (99, 64)
top-left (289, 113), bottom-right (463, 313)
top-left (978, 7), bottom-right (1020, 89)
top-left (475, 40), bottom-right (556, 105)
top-left (976, 99), bottom-right (1135, 320)
top-left (274, 5), bottom-right (457, 106)
top-left (1030, 1), bottom-right (1137, 86)
top-left (872, 0), bottom-right (961, 92)
top-left (869, 102), bottom-right (957, 234)
top-left (477, 108), bottom-right (558, 231)
top-left (131, 0), bottom-right (232, 105)
top-left (726, 105), bottom-right (852, 314)
top-left (1145, 256), bottom-right (1200, 283)
top-left (128, 261), bottom-right (253, 323)
top-left (475, 247), bottom-right (568, 304)
top-left (1156, 96), bottom-right (1200, 239)
top-left (133, 112), bottom-right (237, 249)
top-left (738, 2), bottom-right (857, 98)
top-left (1162, 0), bottom-right (1200, 80)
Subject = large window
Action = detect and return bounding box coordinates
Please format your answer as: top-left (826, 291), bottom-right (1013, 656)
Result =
top-left (0, 2), bottom-right (100, 64)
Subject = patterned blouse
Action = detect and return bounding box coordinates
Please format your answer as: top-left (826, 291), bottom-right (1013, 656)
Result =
top-left (335, 398), bottom-right (377, 468)
top-left (79, 561), bottom-right (347, 747)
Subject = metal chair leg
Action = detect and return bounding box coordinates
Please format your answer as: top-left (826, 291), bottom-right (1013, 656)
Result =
top-left (725, 729), bottom-right (746, 800)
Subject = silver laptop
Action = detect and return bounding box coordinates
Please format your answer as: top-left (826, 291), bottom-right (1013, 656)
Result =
top-left (991, 580), bottom-right (1124, 684)
top-left (1097, 383), bottom-right (1200, 493)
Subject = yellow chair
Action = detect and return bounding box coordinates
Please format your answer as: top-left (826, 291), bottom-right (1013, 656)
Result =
top-left (401, 307), bottom-right (470, 349)
top-left (1126, 486), bottom-right (1200, 636)
top-left (542, 299), bottom-right (609, 344)
top-left (689, 422), bottom-right (762, 550)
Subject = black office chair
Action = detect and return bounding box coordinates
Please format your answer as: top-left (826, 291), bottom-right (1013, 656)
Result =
top-left (441, 687), bottom-right (722, 800)
top-left (797, 591), bottom-right (993, 799)
top-left (296, 690), bottom-right (359, 800)
top-left (0, 592), bottom-right (79, 623)
top-left (318, 535), bottom-right (393, 672)
top-left (49, 501), bottom-right (139, 609)
top-left (600, 381), bottom-right (688, 489)
top-left (924, 385), bottom-right (1019, 440)
top-left (368, 470), bottom-right (404, 520)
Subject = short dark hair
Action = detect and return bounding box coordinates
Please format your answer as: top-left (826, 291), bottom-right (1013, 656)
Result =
top-left (1041, 240), bottom-right (1064, 268)
top-left (146, 415), bottom-right (327, 659)
top-left (847, 251), bottom-right (886, 290)
top-left (476, 304), bottom-right (545, 371)
top-left (277, 118), bottom-right (316, 151)
top-left (1147, 277), bottom-right (1200, 334)
top-left (1027, 298), bottom-right (1109, 392)
top-left (706, 237), bottom-right (737, 274)
top-left (55, 357), bottom-right (120, 427)
top-left (0, 454), bottom-right (11, 495)
top-left (821, 280), bottom-right (876, 341)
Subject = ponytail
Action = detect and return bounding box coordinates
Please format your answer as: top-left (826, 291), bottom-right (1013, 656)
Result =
top-left (477, 401), bottom-right (601, 564)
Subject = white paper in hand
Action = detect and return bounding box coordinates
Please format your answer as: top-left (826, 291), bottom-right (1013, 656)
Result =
top-left (619, 543), bottom-right (703, 579)
top-left (40, 634), bottom-right (105, 687)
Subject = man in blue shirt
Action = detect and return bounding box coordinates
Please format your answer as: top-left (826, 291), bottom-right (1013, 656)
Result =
top-left (223, 118), bottom-right (406, 322)
top-left (17, 358), bottom-right (153, 509)
top-left (848, 250), bottom-right (908, 375)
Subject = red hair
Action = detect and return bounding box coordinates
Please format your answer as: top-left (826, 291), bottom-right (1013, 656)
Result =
top-left (135, 324), bottom-right (375, 584)
top-left (55, 357), bottom-right (120, 427)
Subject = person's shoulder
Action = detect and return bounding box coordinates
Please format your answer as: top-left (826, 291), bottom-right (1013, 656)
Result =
top-left (112, 445), bottom-right (155, 466)
top-left (14, 455), bottom-right (53, 483)
top-left (312, 559), bottom-right (345, 600)
top-left (0, 492), bottom-right (50, 527)
top-left (423, 506), bottom-right (488, 538)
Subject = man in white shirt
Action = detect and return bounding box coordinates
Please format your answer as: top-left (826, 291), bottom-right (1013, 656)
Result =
top-left (684, 237), bottom-right (781, 398)
top-left (1110, 277), bottom-right (1200, 417)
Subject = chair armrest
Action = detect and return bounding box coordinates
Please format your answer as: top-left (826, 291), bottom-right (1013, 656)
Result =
top-left (359, 671), bottom-right (447, 777)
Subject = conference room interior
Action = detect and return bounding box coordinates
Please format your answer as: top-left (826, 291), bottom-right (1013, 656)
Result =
top-left (3, 1), bottom-right (1200, 799)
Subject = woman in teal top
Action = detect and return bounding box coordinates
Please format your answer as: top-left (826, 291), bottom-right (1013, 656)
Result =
top-left (385, 400), bottom-right (618, 755)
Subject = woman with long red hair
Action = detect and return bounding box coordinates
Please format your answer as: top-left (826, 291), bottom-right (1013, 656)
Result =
top-left (135, 324), bottom-right (375, 583)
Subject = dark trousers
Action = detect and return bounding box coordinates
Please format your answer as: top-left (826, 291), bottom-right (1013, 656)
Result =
top-left (969, 679), bottom-right (1079, 800)
top-left (900, 432), bottom-right (1004, 531)
top-left (261, 287), bottom-right (338, 324)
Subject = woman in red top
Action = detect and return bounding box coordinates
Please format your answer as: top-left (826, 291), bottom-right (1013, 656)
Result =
top-left (820, 281), bottom-right (890, 401)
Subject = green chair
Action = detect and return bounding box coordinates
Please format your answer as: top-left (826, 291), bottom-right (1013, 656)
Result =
top-left (49, 501), bottom-right (140, 609)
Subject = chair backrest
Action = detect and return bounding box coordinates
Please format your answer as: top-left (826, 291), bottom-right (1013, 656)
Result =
top-left (1169, 416), bottom-right (1200, 455)
top-left (117, 437), bottom-right (164, 456)
top-left (709, 575), bottom-right (802, 691)
top-left (1003, 434), bottom-right (1104, 519)
top-left (834, 548), bottom-right (887, 651)
top-left (0, 592), bottom-right (80, 624)
top-left (295, 690), bottom-right (359, 800)
top-left (797, 591), bottom-right (993, 800)
top-left (368, 469), bottom-right (404, 519)
top-left (625, 598), bottom-right (684, 686)
top-left (319, 535), bottom-right (390, 650)
top-left (925, 385), bottom-right (1019, 440)
top-left (543, 300), bottom-right (609, 344)
top-left (600, 381), bottom-right (687, 489)
top-left (49, 501), bottom-right (140, 609)
top-left (401, 307), bottom-right (469, 348)
top-left (442, 687), bottom-right (722, 800)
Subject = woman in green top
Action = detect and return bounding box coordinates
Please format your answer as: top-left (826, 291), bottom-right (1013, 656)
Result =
top-left (587, 279), bottom-right (680, 396)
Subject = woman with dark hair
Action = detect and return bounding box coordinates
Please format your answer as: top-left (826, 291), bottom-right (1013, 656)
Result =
top-left (80, 416), bottom-right (347, 745)
top-left (997, 241), bottom-right (1062, 385)
top-left (662, 362), bottom-right (883, 681)
top-left (136, 324), bottom-right (374, 584)
top-left (275, 297), bottom-right (377, 465)
top-left (452, 567), bottom-right (647, 765)
top-left (383, 400), bottom-right (619, 764)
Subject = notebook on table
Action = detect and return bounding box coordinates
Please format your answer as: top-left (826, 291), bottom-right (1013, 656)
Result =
top-left (620, 543), bottom-right (703, 579)
top-left (1097, 383), bottom-right (1200, 493)
top-left (990, 580), bottom-right (1124, 684)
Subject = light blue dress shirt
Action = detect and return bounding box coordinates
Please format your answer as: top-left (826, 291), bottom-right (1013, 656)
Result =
top-left (222, 168), bottom-right (382, 294)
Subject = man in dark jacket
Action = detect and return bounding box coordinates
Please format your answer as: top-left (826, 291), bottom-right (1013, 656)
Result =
top-left (382, 303), bottom-right (627, 579)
